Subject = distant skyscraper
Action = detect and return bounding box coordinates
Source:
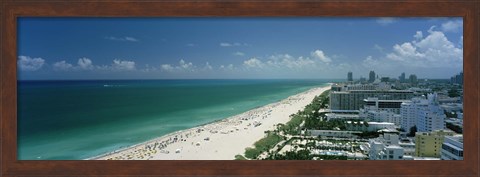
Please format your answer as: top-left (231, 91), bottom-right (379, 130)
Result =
top-left (369, 71), bottom-right (376, 83)
top-left (451, 71), bottom-right (463, 85)
top-left (347, 72), bottom-right (353, 82)
top-left (359, 76), bottom-right (366, 83)
top-left (460, 72), bottom-right (464, 85)
top-left (409, 74), bottom-right (417, 84)
top-left (399, 72), bottom-right (406, 83)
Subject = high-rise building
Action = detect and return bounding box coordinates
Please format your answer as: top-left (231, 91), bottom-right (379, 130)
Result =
top-left (457, 72), bottom-right (463, 85)
top-left (417, 94), bottom-right (446, 132)
top-left (400, 98), bottom-right (426, 131)
top-left (450, 71), bottom-right (463, 85)
top-left (359, 76), bottom-right (366, 83)
top-left (409, 74), bottom-right (418, 84)
top-left (415, 130), bottom-right (455, 157)
top-left (347, 71), bottom-right (353, 82)
top-left (399, 72), bottom-right (406, 83)
top-left (369, 71), bottom-right (376, 83)
top-left (362, 97), bottom-right (407, 114)
top-left (330, 90), bottom-right (414, 110)
top-left (400, 93), bottom-right (446, 132)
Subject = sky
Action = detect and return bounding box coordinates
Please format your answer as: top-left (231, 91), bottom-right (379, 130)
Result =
top-left (17, 17), bottom-right (463, 80)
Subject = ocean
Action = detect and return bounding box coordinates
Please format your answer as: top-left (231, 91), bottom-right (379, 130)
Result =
top-left (17, 79), bottom-right (331, 160)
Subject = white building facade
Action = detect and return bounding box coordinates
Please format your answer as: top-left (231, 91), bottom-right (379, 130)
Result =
top-left (361, 110), bottom-right (401, 126)
top-left (400, 93), bottom-right (446, 132)
top-left (441, 135), bottom-right (463, 160)
top-left (368, 133), bottom-right (413, 160)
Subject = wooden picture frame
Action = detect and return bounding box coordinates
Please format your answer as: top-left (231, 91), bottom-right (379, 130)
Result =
top-left (1, 0), bottom-right (478, 176)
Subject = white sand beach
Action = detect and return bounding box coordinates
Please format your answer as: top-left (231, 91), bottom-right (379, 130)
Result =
top-left (90, 84), bottom-right (331, 160)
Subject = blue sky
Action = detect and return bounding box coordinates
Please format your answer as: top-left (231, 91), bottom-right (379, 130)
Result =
top-left (18, 17), bottom-right (463, 80)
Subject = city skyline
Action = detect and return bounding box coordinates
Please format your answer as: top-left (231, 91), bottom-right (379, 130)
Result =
top-left (18, 17), bottom-right (463, 80)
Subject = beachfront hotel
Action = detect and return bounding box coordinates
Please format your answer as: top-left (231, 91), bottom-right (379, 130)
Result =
top-left (362, 97), bottom-right (407, 114)
top-left (400, 93), bottom-right (446, 132)
top-left (329, 89), bottom-right (414, 111)
top-left (360, 110), bottom-right (402, 126)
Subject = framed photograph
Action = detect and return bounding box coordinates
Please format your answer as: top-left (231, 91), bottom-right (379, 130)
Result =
top-left (1, 0), bottom-right (478, 176)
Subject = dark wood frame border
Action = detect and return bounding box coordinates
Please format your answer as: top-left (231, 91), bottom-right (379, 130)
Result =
top-left (1, 0), bottom-right (479, 176)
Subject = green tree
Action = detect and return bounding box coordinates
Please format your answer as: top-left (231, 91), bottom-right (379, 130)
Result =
top-left (407, 126), bottom-right (417, 137)
top-left (448, 88), bottom-right (460, 97)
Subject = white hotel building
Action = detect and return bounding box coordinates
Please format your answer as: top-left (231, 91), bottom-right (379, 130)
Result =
top-left (400, 93), bottom-right (446, 132)
top-left (329, 84), bottom-right (414, 111)
top-left (358, 97), bottom-right (405, 126)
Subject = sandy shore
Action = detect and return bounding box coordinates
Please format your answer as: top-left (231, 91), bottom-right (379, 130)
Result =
top-left (90, 84), bottom-right (331, 160)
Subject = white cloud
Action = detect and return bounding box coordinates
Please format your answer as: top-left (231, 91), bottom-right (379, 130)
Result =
top-left (160, 64), bottom-right (174, 71)
top-left (233, 51), bottom-right (355, 78)
top-left (233, 52), bottom-right (245, 56)
top-left (441, 20), bottom-right (463, 33)
top-left (53, 61), bottom-right (73, 71)
top-left (220, 43), bottom-right (232, 47)
top-left (266, 54), bottom-right (316, 70)
top-left (124, 37), bottom-right (138, 42)
top-left (204, 62), bottom-right (213, 70)
top-left (373, 44), bottom-right (384, 52)
top-left (186, 43), bottom-right (195, 47)
top-left (459, 36), bottom-right (463, 47)
top-left (311, 50), bottom-right (332, 63)
top-left (77, 58), bottom-right (94, 70)
top-left (178, 59), bottom-right (194, 70)
top-left (51, 57), bottom-right (94, 72)
top-left (220, 42), bottom-right (248, 47)
top-left (220, 64), bottom-right (235, 71)
top-left (17, 56), bottom-right (45, 71)
top-left (240, 50), bottom-right (333, 72)
top-left (387, 43), bottom-right (424, 61)
top-left (141, 64), bottom-right (157, 72)
top-left (376, 18), bottom-right (396, 26)
top-left (105, 36), bottom-right (139, 42)
top-left (414, 31), bottom-right (423, 40)
top-left (386, 28), bottom-right (462, 68)
top-left (362, 56), bottom-right (382, 68)
top-left (428, 26), bottom-right (436, 33)
top-left (112, 59), bottom-right (136, 71)
top-left (160, 59), bottom-right (198, 72)
top-left (243, 58), bottom-right (264, 68)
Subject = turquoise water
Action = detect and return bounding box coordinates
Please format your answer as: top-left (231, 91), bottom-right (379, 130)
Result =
top-left (17, 79), bottom-right (330, 160)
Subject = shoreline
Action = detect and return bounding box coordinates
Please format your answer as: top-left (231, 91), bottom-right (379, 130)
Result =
top-left (89, 84), bottom-right (332, 160)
